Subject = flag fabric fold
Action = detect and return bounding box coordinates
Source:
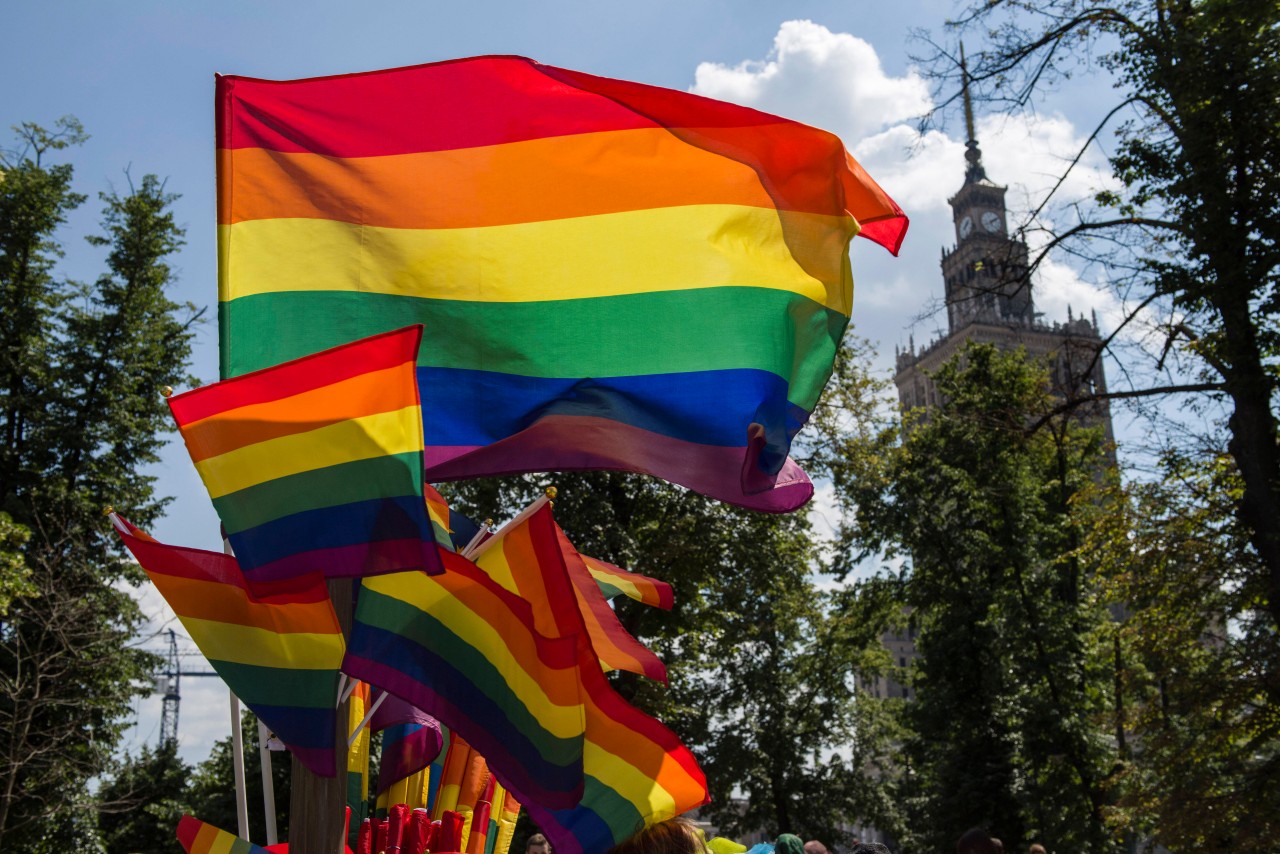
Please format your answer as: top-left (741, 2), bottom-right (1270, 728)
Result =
top-left (372, 691), bottom-right (445, 797)
top-left (114, 515), bottom-right (344, 776)
top-left (217, 55), bottom-right (908, 513)
top-left (556, 526), bottom-right (668, 684)
top-left (168, 325), bottom-right (442, 581)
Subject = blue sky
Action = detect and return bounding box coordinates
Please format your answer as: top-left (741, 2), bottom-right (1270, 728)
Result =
top-left (6, 2), bottom-right (1134, 766)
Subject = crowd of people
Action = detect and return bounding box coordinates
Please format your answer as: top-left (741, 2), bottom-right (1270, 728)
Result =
top-left (520, 819), bottom-right (1046, 854)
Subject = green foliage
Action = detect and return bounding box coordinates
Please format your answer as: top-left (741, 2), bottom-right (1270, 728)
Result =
top-left (0, 119), bottom-right (197, 846)
top-left (949, 0), bottom-right (1280, 641)
top-left (1085, 452), bottom-right (1280, 851)
top-left (828, 344), bottom-right (1122, 852)
top-left (0, 511), bottom-right (33, 615)
top-left (187, 712), bottom-right (292, 844)
top-left (97, 741), bottom-right (191, 854)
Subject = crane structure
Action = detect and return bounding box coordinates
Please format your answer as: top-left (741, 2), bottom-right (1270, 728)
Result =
top-left (155, 628), bottom-right (221, 746)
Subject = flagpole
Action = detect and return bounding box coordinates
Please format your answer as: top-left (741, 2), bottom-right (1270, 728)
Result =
top-left (258, 718), bottom-right (278, 845)
top-left (464, 488), bottom-right (555, 561)
top-left (230, 691), bottom-right (250, 838)
top-left (222, 534), bottom-right (251, 839)
top-left (347, 690), bottom-right (388, 747)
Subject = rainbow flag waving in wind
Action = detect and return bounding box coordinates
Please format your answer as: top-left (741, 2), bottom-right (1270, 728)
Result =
top-left (114, 515), bottom-right (344, 776)
top-left (168, 325), bottom-right (442, 581)
top-left (216, 55), bottom-right (907, 513)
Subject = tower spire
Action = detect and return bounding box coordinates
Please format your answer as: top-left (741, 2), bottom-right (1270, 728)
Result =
top-left (960, 43), bottom-right (986, 183)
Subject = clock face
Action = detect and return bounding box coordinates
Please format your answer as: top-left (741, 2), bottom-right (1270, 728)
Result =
top-left (981, 211), bottom-right (1002, 233)
top-left (958, 216), bottom-right (974, 238)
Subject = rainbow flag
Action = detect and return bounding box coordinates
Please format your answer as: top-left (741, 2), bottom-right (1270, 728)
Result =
top-left (425, 484), bottom-right (483, 553)
top-left (557, 526), bottom-right (667, 684)
top-left (343, 545), bottom-right (588, 810)
top-left (372, 692), bottom-right (444, 798)
top-left (468, 506), bottom-right (708, 852)
top-left (525, 659), bottom-right (709, 854)
top-left (114, 515), bottom-right (344, 775)
top-left (584, 557), bottom-right (673, 610)
top-left (176, 815), bottom-right (270, 854)
top-left (216, 55), bottom-right (908, 513)
top-left (168, 326), bottom-right (442, 582)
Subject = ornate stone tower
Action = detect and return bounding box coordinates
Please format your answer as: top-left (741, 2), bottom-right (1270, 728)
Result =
top-left (893, 47), bottom-right (1114, 449)
top-left (873, 50), bottom-right (1118, 710)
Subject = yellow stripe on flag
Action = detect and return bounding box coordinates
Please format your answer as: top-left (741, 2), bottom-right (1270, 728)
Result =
top-left (194, 406), bottom-right (422, 499)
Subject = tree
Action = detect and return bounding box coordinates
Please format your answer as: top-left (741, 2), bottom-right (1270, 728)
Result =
top-left (0, 512), bottom-right (32, 616)
top-left (97, 741), bottom-right (192, 854)
top-left (828, 344), bottom-right (1122, 852)
top-left (187, 712), bottom-right (292, 844)
top-left (930, 0), bottom-right (1280, 633)
top-left (1085, 451), bottom-right (1280, 851)
top-left (0, 120), bottom-right (197, 846)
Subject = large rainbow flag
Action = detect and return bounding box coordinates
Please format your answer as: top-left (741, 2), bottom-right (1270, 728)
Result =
top-left (114, 515), bottom-right (344, 776)
top-left (168, 326), bottom-right (442, 581)
top-left (216, 55), bottom-right (908, 513)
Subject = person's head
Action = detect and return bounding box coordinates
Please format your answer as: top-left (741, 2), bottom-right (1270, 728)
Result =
top-left (607, 818), bottom-right (707, 854)
top-left (773, 834), bottom-right (805, 854)
top-left (849, 844), bottom-right (891, 854)
top-left (526, 833), bottom-right (552, 854)
top-left (990, 839), bottom-right (1004, 854)
top-left (956, 828), bottom-right (999, 854)
top-left (803, 841), bottom-right (829, 854)
top-left (1028, 846), bottom-right (1046, 854)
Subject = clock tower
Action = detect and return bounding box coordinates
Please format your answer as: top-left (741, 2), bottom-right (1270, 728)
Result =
top-left (878, 48), bottom-right (1118, 730)
top-left (940, 48), bottom-right (1033, 331)
top-left (893, 46), bottom-right (1114, 448)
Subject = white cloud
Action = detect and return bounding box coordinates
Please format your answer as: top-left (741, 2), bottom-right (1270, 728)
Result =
top-left (692, 20), bottom-right (1123, 342)
top-left (692, 20), bottom-right (931, 143)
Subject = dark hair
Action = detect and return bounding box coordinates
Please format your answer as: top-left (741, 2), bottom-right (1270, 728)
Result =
top-left (956, 828), bottom-right (999, 854)
top-left (526, 834), bottom-right (551, 852)
top-left (1028, 846), bottom-right (1047, 854)
top-left (849, 844), bottom-right (891, 854)
top-left (607, 818), bottom-right (707, 854)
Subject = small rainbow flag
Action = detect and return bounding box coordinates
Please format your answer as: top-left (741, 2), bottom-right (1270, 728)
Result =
top-left (425, 484), bottom-right (482, 553)
top-left (584, 557), bottom-right (673, 610)
top-left (372, 692), bottom-right (444, 799)
top-left (168, 325), bottom-right (442, 582)
top-left (114, 515), bottom-right (344, 776)
top-left (176, 815), bottom-right (270, 854)
top-left (216, 55), bottom-right (908, 513)
top-left (556, 526), bottom-right (667, 684)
